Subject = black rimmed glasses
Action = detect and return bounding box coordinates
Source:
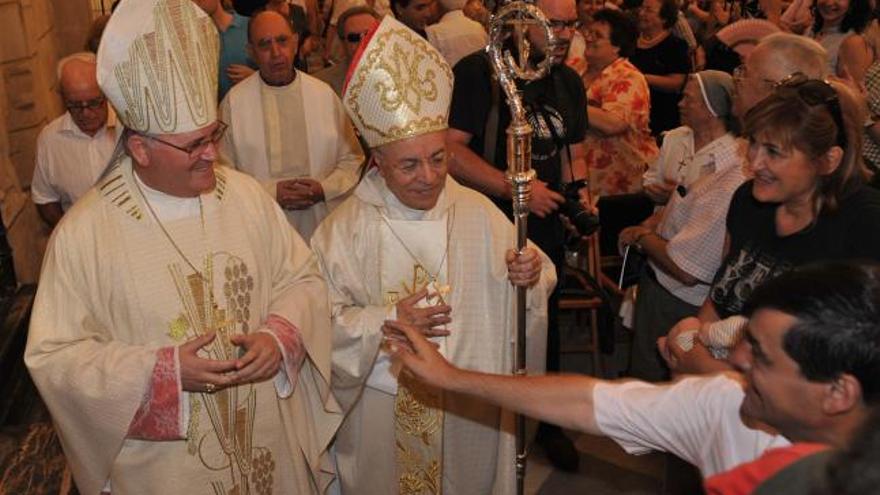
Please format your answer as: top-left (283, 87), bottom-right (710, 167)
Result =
top-left (147, 121), bottom-right (228, 158)
top-left (65, 96), bottom-right (106, 113)
top-left (548, 19), bottom-right (580, 31)
top-left (773, 73), bottom-right (847, 149)
top-left (345, 31), bottom-right (369, 44)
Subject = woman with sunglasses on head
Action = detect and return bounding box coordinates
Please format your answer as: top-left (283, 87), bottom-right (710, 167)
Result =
top-left (659, 75), bottom-right (880, 374)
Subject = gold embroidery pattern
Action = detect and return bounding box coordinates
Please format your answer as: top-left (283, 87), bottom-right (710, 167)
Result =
top-left (99, 165), bottom-right (144, 220)
top-left (112, 0), bottom-right (218, 133)
top-left (167, 254), bottom-right (274, 494)
top-left (344, 21), bottom-right (452, 147)
top-left (376, 43), bottom-right (437, 115)
top-left (387, 264), bottom-right (445, 495)
top-left (214, 168), bottom-right (228, 201)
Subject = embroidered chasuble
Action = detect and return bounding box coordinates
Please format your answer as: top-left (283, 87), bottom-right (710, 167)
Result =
top-left (312, 169), bottom-right (557, 495)
top-left (220, 72), bottom-right (364, 242)
top-left (379, 210), bottom-right (451, 493)
top-left (26, 159), bottom-right (342, 495)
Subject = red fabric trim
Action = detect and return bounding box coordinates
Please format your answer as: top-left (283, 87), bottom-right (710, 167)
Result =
top-left (126, 346), bottom-right (184, 440)
top-left (342, 18), bottom-right (382, 96)
top-left (703, 442), bottom-right (830, 495)
top-left (264, 314), bottom-right (306, 385)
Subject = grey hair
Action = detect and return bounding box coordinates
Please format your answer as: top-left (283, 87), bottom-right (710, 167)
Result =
top-left (56, 52), bottom-right (97, 83)
top-left (755, 32), bottom-right (829, 80)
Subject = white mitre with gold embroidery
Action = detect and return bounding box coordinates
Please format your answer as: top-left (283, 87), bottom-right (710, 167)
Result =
top-left (343, 16), bottom-right (454, 148)
top-left (96, 0), bottom-right (219, 135)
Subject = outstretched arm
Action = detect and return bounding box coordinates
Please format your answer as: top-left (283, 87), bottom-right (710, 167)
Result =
top-left (387, 320), bottom-right (601, 434)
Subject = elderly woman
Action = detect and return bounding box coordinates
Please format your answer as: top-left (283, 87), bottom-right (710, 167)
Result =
top-left (582, 8), bottom-right (659, 196)
top-left (618, 70), bottom-right (746, 381)
top-left (631, 0), bottom-right (692, 136)
top-left (661, 76), bottom-right (880, 374)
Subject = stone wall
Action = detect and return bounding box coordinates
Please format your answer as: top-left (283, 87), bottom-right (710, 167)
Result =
top-left (0, 0), bottom-right (93, 283)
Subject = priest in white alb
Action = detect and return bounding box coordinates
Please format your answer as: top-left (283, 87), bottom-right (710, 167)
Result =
top-left (219, 9), bottom-right (364, 242)
top-left (24, 0), bottom-right (341, 493)
top-left (310, 17), bottom-right (557, 495)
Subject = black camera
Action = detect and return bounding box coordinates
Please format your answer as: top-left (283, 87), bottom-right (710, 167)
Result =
top-left (555, 179), bottom-right (600, 237)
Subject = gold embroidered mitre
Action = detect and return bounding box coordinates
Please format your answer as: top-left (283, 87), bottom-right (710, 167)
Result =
top-left (343, 16), bottom-right (454, 149)
top-left (96, 0), bottom-right (219, 135)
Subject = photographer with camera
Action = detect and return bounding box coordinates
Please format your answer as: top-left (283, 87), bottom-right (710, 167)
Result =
top-left (446, 0), bottom-right (590, 471)
top-left (619, 70), bottom-right (746, 382)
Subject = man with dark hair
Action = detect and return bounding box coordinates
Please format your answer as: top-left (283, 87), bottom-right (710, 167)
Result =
top-left (314, 5), bottom-right (380, 96)
top-left (390, 0), bottom-right (436, 37)
top-left (446, 0), bottom-right (589, 470)
top-left (388, 261), bottom-right (880, 485)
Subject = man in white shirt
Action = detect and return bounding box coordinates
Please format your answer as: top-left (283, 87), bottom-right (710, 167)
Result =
top-left (389, 261), bottom-right (880, 479)
top-left (220, 10), bottom-right (364, 241)
top-left (31, 52), bottom-right (118, 227)
top-left (425, 0), bottom-right (488, 68)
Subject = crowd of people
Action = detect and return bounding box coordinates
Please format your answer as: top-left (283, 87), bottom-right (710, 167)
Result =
top-left (20, 0), bottom-right (880, 493)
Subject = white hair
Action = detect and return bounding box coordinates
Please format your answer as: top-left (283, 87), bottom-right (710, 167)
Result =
top-left (754, 32), bottom-right (829, 80)
top-left (56, 52), bottom-right (97, 83)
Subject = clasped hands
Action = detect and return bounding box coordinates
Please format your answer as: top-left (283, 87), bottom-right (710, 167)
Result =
top-left (277, 178), bottom-right (324, 210)
top-left (180, 331), bottom-right (281, 393)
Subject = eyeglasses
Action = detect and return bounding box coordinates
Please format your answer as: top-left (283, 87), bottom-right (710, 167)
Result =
top-left (147, 121), bottom-right (228, 157)
top-left (548, 19), bottom-right (580, 31)
top-left (345, 31), bottom-right (368, 43)
top-left (773, 73), bottom-right (847, 149)
top-left (65, 96), bottom-right (106, 112)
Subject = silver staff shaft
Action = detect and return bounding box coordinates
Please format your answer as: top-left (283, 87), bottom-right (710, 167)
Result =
top-left (486, 4), bottom-right (556, 494)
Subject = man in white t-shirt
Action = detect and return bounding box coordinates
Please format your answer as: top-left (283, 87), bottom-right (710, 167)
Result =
top-left (389, 261), bottom-right (880, 479)
top-left (32, 52), bottom-right (119, 227)
top-left (425, 0), bottom-right (487, 68)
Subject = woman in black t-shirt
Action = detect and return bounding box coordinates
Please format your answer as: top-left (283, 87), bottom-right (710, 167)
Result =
top-left (658, 75), bottom-right (880, 374)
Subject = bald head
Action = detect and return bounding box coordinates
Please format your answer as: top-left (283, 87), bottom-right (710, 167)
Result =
top-left (732, 33), bottom-right (829, 119)
top-left (57, 54), bottom-right (108, 136)
top-left (248, 10), bottom-right (298, 86)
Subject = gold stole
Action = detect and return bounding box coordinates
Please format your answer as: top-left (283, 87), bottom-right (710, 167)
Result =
top-left (379, 215), bottom-right (449, 494)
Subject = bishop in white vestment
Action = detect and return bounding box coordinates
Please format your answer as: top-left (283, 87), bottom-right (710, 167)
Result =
top-left (25, 1), bottom-right (341, 493)
top-left (219, 10), bottom-right (364, 242)
top-left (311, 17), bottom-right (557, 495)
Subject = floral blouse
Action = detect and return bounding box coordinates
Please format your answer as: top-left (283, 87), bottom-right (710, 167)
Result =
top-left (583, 58), bottom-right (659, 196)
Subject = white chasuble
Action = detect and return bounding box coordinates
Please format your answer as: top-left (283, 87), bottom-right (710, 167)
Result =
top-left (219, 71), bottom-right (364, 242)
top-left (376, 213), bottom-right (451, 494)
top-left (25, 159), bottom-right (341, 495)
top-left (311, 169), bottom-right (558, 495)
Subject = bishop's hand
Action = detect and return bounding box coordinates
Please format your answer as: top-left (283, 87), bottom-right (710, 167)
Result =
top-left (394, 288), bottom-right (452, 337)
top-left (229, 332), bottom-right (282, 385)
top-left (506, 247), bottom-right (542, 288)
top-left (179, 332), bottom-right (238, 393)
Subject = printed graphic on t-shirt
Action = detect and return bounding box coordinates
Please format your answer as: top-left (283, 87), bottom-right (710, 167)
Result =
top-left (710, 244), bottom-right (792, 316)
top-left (525, 102), bottom-right (567, 162)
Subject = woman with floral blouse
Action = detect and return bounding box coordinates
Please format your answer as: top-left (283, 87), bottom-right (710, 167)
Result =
top-left (579, 8), bottom-right (659, 196)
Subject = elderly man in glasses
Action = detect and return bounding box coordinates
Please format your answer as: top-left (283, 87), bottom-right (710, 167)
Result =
top-left (31, 52), bottom-right (119, 228)
top-left (220, 9), bottom-right (364, 242)
top-left (314, 5), bottom-right (381, 97)
top-left (25, 0), bottom-right (342, 493)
